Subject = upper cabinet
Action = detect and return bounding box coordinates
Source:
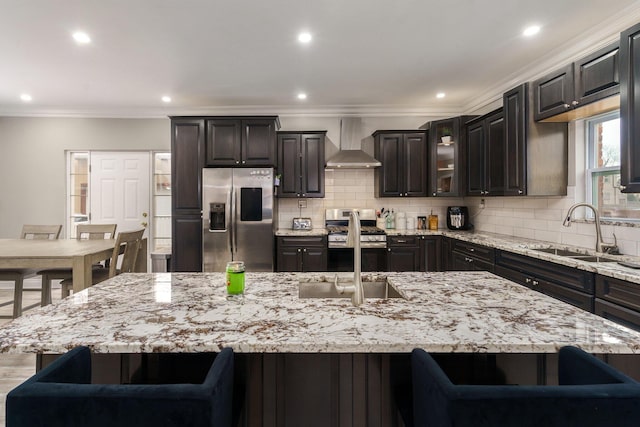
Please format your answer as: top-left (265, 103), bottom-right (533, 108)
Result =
top-left (620, 23), bottom-right (640, 193)
top-left (427, 116), bottom-right (475, 197)
top-left (171, 119), bottom-right (204, 212)
top-left (206, 117), bottom-right (279, 166)
top-left (503, 84), bottom-right (528, 196)
top-left (373, 131), bottom-right (427, 197)
top-left (465, 109), bottom-right (505, 197)
top-left (533, 42), bottom-right (620, 122)
top-left (277, 131), bottom-right (326, 198)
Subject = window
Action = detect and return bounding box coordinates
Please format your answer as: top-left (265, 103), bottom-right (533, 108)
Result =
top-left (586, 112), bottom-right (640, 220)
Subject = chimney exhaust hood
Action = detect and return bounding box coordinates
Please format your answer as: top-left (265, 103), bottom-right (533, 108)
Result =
top-left (325, 118), bottom-right (381, 169)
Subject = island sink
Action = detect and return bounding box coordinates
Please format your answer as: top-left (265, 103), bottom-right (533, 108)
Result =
top-left (299, 279), bottom-right (403, 299)
top-left (532, 248), bottom-right (618, 263)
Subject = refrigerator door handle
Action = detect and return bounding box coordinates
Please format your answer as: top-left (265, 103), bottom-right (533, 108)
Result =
top-left (229, 187), bottom-right (235, 254)
top-left (233, 186), bottom-right (239, 254)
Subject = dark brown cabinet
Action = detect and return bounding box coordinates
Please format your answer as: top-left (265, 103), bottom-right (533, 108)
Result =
top-left (533, 43), bottom-right (620, 122)
top-left (170, 119), bottom-right (204, 272)
top-left (450, 240), bottom-right (495, 272)
top-left (374, 131), bottom-right (427, 197)
top-left (494, 250), bottom-right (594, 312)
top-left (621, 23), bottom-right (640, 193)
top-left (503, 84), bottom-right (528, 196)
top-left (427, 117), bottom-right (475, 197)
top-left (387, 235), bottom-right (420, 271)
top-left (277, 131), bottom-right (325, 198)
top-left (276, 236), bottom-right (327, 272)
top-left (205, 117), bottom-right (279, 167)
top-left (465, 108), bottom-right (505, 197)
top-left (419, 235), bottom-right (442, 272)
top-left (595, 274), bottom-right (640, 331)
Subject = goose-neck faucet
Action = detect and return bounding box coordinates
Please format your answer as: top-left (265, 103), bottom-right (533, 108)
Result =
top-left (346, 209), bottom-right (364, 306)
top-left (563, 203), bottom-right (618, 254)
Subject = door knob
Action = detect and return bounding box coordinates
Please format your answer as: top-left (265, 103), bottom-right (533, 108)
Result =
top-left (142, 212), bottom-right (148, 218)
top-left (141, 222), bottom-right (148, 227)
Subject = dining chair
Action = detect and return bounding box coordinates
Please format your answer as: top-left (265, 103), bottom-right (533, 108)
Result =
top-left (410, 346), bottom-right (640, 427)
top-left (37, 223), bottom-right (117, 304)
top-left (6, 346), bottom-right (235, 427)
top-left (60, 228), bottom-right (145, 296)
top-left (0, 224), bottom-right (63, 318)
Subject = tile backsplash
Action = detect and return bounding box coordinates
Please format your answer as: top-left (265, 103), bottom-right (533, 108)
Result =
top-left (277, 173), bottom-right (640, 257)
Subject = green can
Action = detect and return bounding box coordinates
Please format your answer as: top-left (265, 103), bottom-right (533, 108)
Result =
top-left (226, 261), bottom-right (245, 295)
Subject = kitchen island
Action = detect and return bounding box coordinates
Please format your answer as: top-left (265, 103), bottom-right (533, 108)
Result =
top-left (2, 271), bottom-right (640, 426)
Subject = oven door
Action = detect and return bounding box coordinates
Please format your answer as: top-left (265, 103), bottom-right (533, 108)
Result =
top-left (327, 247), bottom-right (387, 272)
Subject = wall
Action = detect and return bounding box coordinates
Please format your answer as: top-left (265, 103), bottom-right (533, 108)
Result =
top-left (0, 117), bottom-right (169, 238)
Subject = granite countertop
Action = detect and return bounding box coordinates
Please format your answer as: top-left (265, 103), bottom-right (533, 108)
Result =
top-left (276, 229), bottom-right (327, 236)
top-left (1, 271), bottom-right (639, 355)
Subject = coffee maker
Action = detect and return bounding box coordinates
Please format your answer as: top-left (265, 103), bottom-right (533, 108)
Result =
top-left (446, 206), bottom-right (472, 230)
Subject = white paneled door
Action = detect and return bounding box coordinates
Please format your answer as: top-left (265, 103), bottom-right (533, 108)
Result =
top-left (90, 152), bottom-right (150, 237)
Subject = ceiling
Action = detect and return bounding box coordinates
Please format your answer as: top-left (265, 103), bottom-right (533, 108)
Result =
top-left (1, 0), bottom-right (640, 118)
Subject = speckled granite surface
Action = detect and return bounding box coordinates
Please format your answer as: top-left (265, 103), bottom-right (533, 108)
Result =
top-left (275, 229), bottom-right (327, 236)
top-left (1, 271), bottom-right (639, 355)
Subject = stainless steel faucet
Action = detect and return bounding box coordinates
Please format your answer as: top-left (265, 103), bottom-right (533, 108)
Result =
top-left (563, 203), bottom-right (618, 254)
top-left (331, 209), bottom-right (365, 306)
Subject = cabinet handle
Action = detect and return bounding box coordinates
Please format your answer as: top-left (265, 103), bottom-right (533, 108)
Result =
top-left (297, 248), bottom-right (301, 252)
top-left (242, 160), bottom-right (246, 164)
top-left (303, 248), bottom-right (307, 252)
top-left (388, 248), bottom-right (391, 252)
top-left (525, 278), bottom-right (532, 284)
top-left (571, 100), bottom-right (579, 106)
top-left (297, 193), bottom-right (300, 196)
top-left (397, 239), bottom-right (407, 243)
top-left (532, 280), bottom-right (539, 286)
top-left (468, 248), bottom-right (475, 252)
top-left (302, 193), bottom-right (306, 196)
top-left (235, 161), bottom-right (240, 164)
top-left (485, 190), bottom-right (489, 194)
top-left (518, 190), bottom-right (523, 195)
top-left (563, 104), bottom-right (571, 109)
top-left (433, 192), bottom-right (437, 196)
top-left (405, 193), bottom-right (408, 196)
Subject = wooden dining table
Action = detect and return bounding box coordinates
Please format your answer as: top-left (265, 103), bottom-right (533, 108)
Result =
top-left (0, 238), bottom-right (147, 297)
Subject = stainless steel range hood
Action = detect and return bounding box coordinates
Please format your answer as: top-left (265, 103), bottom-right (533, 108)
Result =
top-left (325, 118), bottom-right (381, 168)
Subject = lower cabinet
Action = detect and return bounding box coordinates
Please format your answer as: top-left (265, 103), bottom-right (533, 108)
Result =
top-left (276, 236), bottom-right (327, 272)
top-left (387, 236), bottom-right (420, 272)
top-left (450, 240), bottom-right (495, 272)
top-left (595, 274), bottom-right (640, 331)
top-left (494, 250), bottom-right (595, 312)
top-left (419, 235), bottom-right (442, 272)
top-left (172, 215), bottom-right (202, 272)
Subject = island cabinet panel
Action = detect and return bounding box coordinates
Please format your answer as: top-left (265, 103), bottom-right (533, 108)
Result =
top-left (374, 131), bottom-right (427, 197)
top-left (494, 250), bottom-right (595, 312)
top-left (387, 235), bottom-right (420, 272)
top-left (276, 236), bottom-right (327, 272)
top-left (419, 235), bottom-right (442, 272)
top-left (205, 117), bottom-right (279, 167)
top-left (595, 274), bottom-right (640, 331)
top-left (277, 131), bottom-right (325, 198)
top-left (450, 240), bottom-right (495, 272)
top-left (620, 22), bottom-right (640, 193)
top-left (171, 216), bottom-right (202, 272)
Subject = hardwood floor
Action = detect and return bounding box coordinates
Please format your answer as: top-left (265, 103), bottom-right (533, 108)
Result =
top-left (0, 277), bottom-right (63, 427)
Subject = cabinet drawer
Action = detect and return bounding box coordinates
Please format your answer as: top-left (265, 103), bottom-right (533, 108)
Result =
top-left (495, 250), bottom-right (594, 293)
top-left (596, 275), bottom-right (640, 312)
top-left (595, 298), bottom-right (640, 332)
top-left (538, 280), bottom-right (593, 312)
top-left (450, 240), bottom-right (494, 263)
top-left (277, 236), bottom-right (327, 248)
top-left (388, 235), bottom-right (420, 247)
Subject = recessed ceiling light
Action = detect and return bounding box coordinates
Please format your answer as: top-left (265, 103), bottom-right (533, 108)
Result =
top-left (297, 93), bottom-right (307, 100)
top-left (20, 94), bottom-right (32, 102)
top-left (436, 92), bottom-right (446, 99)
top-left (161, 96), bottom-right (172, 103)
top-left (298, 32), bottom-right (312, 43)
top-left (72, 31), bottom-right (91, 44)
top-left (523, 25), bottom-right (541, 37)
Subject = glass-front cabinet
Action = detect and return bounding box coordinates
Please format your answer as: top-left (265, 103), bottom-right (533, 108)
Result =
top-left (153, 152), bottom-right (172, 251)
top-left (428, 116), bottom-right (474, 197)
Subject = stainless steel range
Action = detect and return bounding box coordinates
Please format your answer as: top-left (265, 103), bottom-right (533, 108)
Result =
top-left (325, 209), bottom-right (387, 249)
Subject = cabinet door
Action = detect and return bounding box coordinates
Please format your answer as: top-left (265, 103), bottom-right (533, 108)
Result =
top-left (430, 118), bottom-right (462, 197)
top-left (376, 134), bottom-right (403, 196)
top-left (620, 22), bottom-right (640, 193)
top-left (172, 215), bottom-right (202, 272)
top-left (404, 133), bottom-right (427, 197)
top-left (301, 133), bottom-right (325, 197)
top-left (485, 109), bottom-right (505, 196)
top-left (242, 119), bottom-right (277, 166)
top-left (206, 119), bottom-right (242, 166)
top-left (533, 64), bottom-right (574, 121)
top-left (451, 250), bottom-right (474, 271)
top-left (503, 84), bottom-right (527, 196)
top-left (465, 120), bottom-right (486, 196)
top-left (420, 236), bottom-right (442, 272)
top-left (574, 42), bottom-right (620, 106)
top-left (172, 119), bottom-right (203, 212)
top-left (278, 133), bottom-right (301, 197)
top-left (302, 247), bottom-right (327, 272)
top-left (387, 246), bottom-right (419, 272)
top-left (277, 247), bottom-right (302, 272)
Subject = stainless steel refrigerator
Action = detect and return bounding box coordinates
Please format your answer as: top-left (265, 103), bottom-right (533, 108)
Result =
top-left (202, 168), bottom-right (275, 272)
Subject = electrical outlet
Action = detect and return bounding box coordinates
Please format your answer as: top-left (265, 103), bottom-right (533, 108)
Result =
top-left (479, 198), bottom-right (485, 209)
top-left (298, 199), bottom-right (307, 209)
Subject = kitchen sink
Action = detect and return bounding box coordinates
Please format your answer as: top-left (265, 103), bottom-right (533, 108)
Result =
top-left (299, 279), bottom-right (404, 299)
top-left (532, 248), bottom-right (618, 263)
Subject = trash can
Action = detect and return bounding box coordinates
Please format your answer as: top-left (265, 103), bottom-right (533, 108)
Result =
top-left (151, 250), bottom-right (171, 273)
